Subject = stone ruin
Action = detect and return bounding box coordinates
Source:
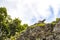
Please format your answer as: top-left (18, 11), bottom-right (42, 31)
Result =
top-left (16, 21), bottom-right (60, 40)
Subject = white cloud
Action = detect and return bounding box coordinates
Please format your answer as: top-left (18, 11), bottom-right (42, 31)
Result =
top-left (1, 0), bottom-right (60, 25)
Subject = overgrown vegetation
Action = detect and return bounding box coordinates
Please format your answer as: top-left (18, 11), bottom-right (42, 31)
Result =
top-left (0, 7), bottom-right (60, 40)
top-left (0, 7), bottom-right (28, 40)
top-left (17, 18), bottom-right (60, 40)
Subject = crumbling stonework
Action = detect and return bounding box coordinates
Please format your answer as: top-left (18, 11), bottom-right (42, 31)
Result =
top-left (17, 21), bottom-right (60, 40)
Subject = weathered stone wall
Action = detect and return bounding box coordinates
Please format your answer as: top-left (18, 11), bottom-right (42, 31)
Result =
top-left (17, 21), bottom-right (60, 40)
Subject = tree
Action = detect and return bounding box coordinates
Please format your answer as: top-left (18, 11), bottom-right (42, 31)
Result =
top-left (8, 18), bottom-right (21, 36)
top-left (0, 7), bottom-right (8, 40)
top-left (0, 7), bottom-right (7, 22)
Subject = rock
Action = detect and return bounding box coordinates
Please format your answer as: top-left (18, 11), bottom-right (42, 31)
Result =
top-left (53, 21), bottom-right (60, 33)
top-left (16, 20), bottom-right (60, 40)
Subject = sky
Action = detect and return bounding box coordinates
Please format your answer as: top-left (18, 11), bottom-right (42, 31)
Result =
top-left (0, 0), bottom-right (60, 25)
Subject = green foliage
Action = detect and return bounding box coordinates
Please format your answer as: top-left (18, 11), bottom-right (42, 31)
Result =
top-left (30, 25), bottom-right (36, 29)
top-left (0, 7), bottom-right (7, 22)
top-left (0, 7), bottom-right (28, 40)
top-left (37, 23), bottom-right (45, 27)
top-left (51, 21), bottom-right (56, 26)
top-left (56, 18), bottom-right (60, 23)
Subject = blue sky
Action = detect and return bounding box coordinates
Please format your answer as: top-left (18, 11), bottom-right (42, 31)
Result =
top-left (0, 0), bottom-right (60, 25)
